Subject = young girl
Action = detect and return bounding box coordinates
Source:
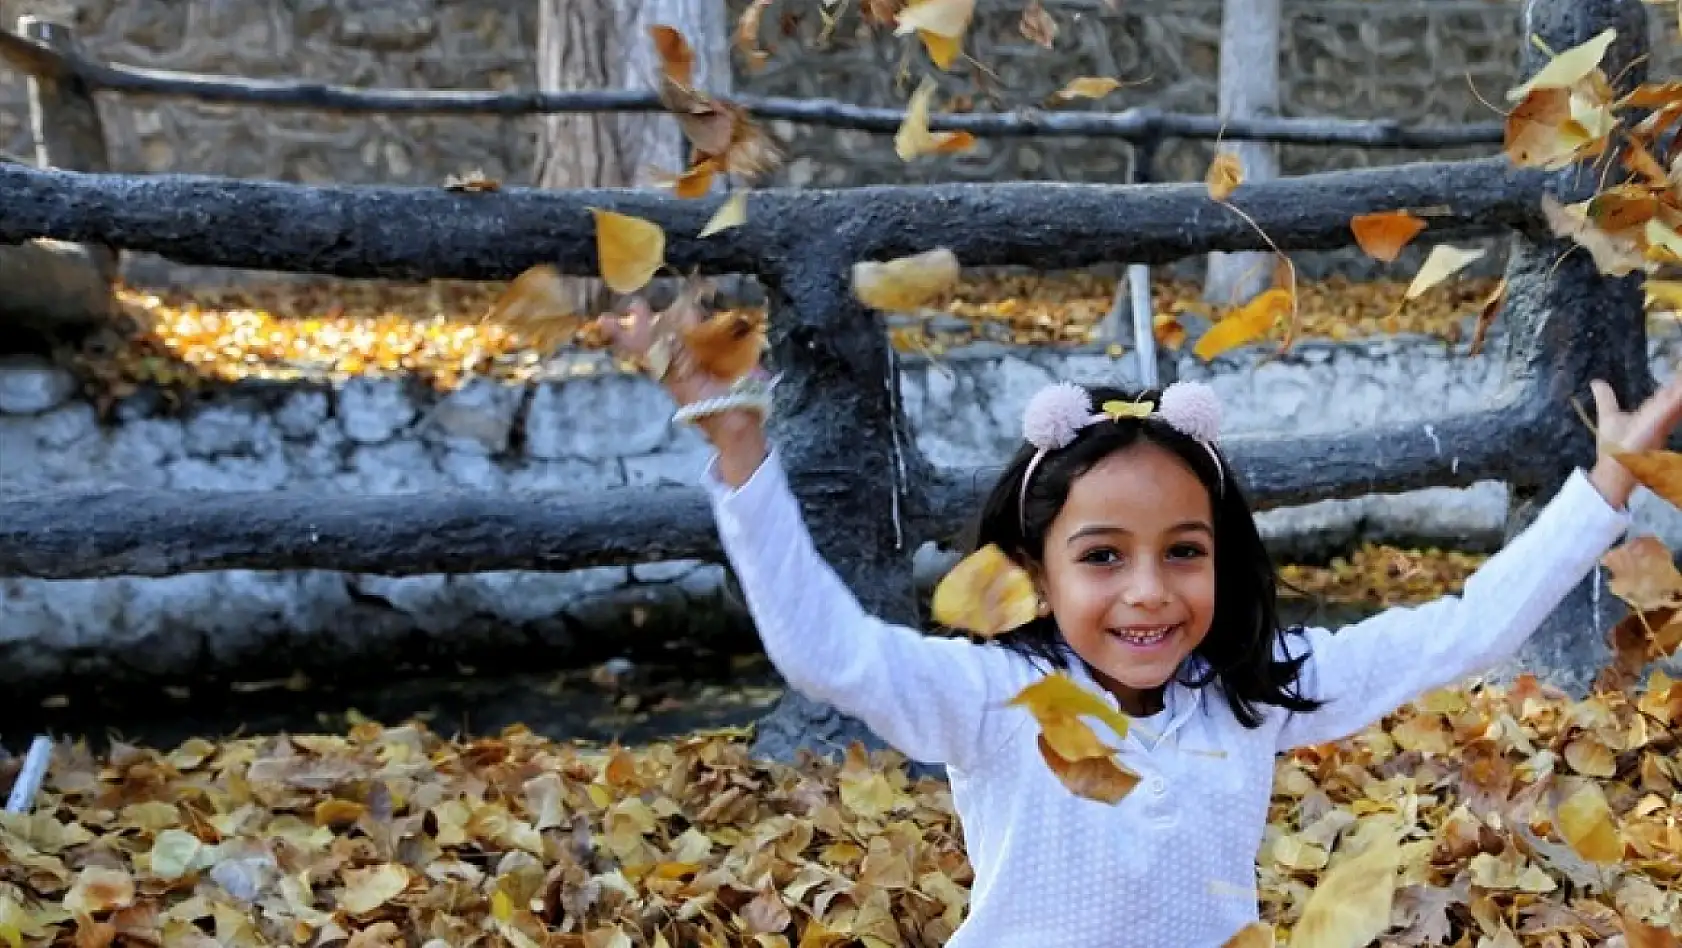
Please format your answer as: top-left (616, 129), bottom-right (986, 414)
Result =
top-left (605, 300), bottom-right (1682, 946)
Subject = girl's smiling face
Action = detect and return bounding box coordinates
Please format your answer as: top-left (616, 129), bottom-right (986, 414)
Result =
top-left (1037, 440), bottom-right (1218, 715)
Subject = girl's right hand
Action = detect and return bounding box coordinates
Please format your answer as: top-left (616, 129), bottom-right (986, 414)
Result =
top-left (597, 295), bottom-right (770, 488)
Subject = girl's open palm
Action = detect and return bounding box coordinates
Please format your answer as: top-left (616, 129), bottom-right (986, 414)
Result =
top-left (1590, 377), bottom-right (1682, 507)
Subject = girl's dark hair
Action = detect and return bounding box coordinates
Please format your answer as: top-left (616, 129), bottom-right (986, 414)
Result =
top-left (962, 384), bottom-right (1322, 728)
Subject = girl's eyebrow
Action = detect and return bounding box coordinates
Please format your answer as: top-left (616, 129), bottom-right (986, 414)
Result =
top-left (1067, 521), bottom-right (1214, 544)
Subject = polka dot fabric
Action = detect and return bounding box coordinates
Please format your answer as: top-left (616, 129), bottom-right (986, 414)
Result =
top-left (705, 453), bottom-right (1629, 946)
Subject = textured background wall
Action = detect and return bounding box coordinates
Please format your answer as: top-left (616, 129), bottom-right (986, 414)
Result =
top-left (3, 0), bottom-right (1676, 194)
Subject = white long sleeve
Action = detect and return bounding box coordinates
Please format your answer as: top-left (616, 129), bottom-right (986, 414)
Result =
top-left (703, 451), bottom-right (1036, 772)
top-left (1274, 467), bottom-right (1630, 751)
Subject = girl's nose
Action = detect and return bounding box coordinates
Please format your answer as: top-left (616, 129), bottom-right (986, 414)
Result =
top-left (1122, 566), bottom-right (1172, 608)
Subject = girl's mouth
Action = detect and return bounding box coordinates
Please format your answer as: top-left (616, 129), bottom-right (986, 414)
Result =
top-left (1109, 623), bottom-right (1180, 649)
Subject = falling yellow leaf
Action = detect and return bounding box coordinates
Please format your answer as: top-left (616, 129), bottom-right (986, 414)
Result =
top-left (1193, 287), bottom-right (1292, 360)
top-left (698, 192), bottom-right (748, 237)
top-left (930, 544), bottom-right (1039, 637)
top-left (852, 247), bottom-right (962, 311)
top-left (1007, 672), bottom-right (1132, 743)
top-left (1506, 28), bottom-right (1618, 102)
top-left (1289, 829), bottom-right (1402, 948)
top-left (894, 0), bottom-right (975, 70)
top-left (894, 78), bottom-right (976, 161)
top-left (892, 0), bottom-right (974, 69)
top-left (1403, 245), bottom-right (1486, 300)
top-left (1349, 210), bottom-right (1427, 264)
top-left (588, 208), bottom-right (666, 294)
top-left (1051, 76), bottom-right (1124, 102)
top-left (1206, 152), bottom-right (1244, 202)
top-left (1645, 280), bottom-right (1682, 311)
top-left (1468, 277), bottom-right (1507, 357)
top-left (648, 24), bottom-right (696, 88)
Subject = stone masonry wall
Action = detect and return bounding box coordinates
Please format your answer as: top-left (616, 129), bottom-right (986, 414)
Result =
top-left (2, 0), bottom-right (1676, 196)
top-left (8, 328), bottom-right (1682, 694)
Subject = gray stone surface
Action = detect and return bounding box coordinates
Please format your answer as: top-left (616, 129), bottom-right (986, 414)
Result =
top-left (5, 329), bottom-right (1682, 689)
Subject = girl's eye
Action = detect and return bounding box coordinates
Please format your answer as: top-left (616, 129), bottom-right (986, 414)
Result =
top-left (1168, 543), bottom-right (1209, 561)
top-left (1079, 547), bottom-right (1121, 565)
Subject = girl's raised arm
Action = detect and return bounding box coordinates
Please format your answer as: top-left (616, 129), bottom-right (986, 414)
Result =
top-left (703, 445), bottom-right (1032, 772)
top-left (597, 297), bottom-right (1032, 773)
top-left (1273, 465), bottom-right (1630, 752)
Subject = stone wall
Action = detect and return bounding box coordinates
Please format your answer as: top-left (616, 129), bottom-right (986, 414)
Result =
top-left (8, 327), bottom-right (1682, 696)
top-left (3, 0), bottom-right (1675, 195)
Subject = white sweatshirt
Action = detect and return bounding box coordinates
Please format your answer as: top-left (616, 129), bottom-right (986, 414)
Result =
top-left (703, 452), bottom-right (1629, 947)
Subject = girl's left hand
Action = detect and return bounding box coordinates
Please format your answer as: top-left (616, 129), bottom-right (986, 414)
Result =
top-left (1589, 376), bottom-right (1682, 508)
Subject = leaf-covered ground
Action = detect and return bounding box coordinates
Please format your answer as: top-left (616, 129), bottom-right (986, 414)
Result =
top-left (6, 544), bottom-right (1682, 947)
top-left (63, 273), bottom-right (1511, 404)
top-left (2, 668), bottom-right (1680, 948)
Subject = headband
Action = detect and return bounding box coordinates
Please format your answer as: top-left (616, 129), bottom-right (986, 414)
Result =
top-left (1017, 380), bottom-right (1225, 533)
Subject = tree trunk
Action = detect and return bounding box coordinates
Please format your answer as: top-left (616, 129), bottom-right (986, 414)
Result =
top-left (533, 0), bottom-right (730, 314)
top-left (1202, 0), bottom-right (1281, 309)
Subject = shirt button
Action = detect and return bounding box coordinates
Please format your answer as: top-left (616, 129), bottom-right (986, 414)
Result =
top-left (1151, 777), bottom-right (1167, 794)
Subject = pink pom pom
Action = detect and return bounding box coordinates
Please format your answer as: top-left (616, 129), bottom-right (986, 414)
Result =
top-left (1157, 381), bottom-right (1222, 443)
top-left (1022, 382), bottom-right (1094, 450)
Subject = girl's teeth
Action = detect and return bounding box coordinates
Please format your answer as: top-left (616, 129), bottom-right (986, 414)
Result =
top-left (1117, 625), bottom-right (1173, 645)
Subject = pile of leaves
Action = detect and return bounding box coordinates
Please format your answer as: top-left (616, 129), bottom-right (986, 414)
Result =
top-left (4, 665), bottom-right (1682, 948)
top-left (1278, 545), bottom-right (1489, 609)
top-left (73, 272), bottom-right (1498, 404)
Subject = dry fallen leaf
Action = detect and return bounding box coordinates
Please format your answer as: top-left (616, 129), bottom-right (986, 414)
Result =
top-left (1603, 535), bottom-right (1682, 612)
top-left (698, 191), bottom-right (748, 237)
top-left (1288, 827), bottom-right (1402, 948)
top-left (1018, 0), bottom-right (1057, 47)
top-left (893, 0), bottom-right (975, 70)
top-left (588, 208), bottom-right (666, 294)
top-left (1051, 76), bottom-right (1124, 102)
top-left (1541, 194), bottom-right (1648, 277)
top-left (1349, 210), bottom-right (1427, 264)
top-left (484, 264), bottom-right (583, 351)
top-left (1206, 152), bottom-right (1244, 202)
top-left (852, 247), bottom-right (963, 311)
top-left (734, 0), bottom-right (774, 71)
top-left (683, 308), bottom-right (766, 382)
top-left (1403, 245), bottom-right (1486, 300)
top-left (442, 169), bottom-right (500, 192)
top-left (930, 544), bottom-right (1039, 637)
top-left (1506, 28), bottom-right (1619, 102)
top-left (1612, 450), bottom-right (1682, 508)
top-left (1194, 287), bottom-right (1293, 360)
top-left (894, 77), bottom-right (977, 161)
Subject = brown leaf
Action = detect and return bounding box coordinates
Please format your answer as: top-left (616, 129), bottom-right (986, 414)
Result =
top-left (648, 24), bottom-right (695, 87)
top-left (735, 0), bottom-right (774, 71)
top-left (1468, 278), bottom-right (1506, 357)
top-left (443, 169), bottom-right (500, 193)
top-left (1018, 0), bottom-right (1057, 47)
top-left (1612, 449), bottom-right (1682, 509)
top-left (1349, 210), bottom-right (1427, 264)
top-left (1603, 536), bottom-right (1682, 612)
top-left (1034, 734), bottom-right (1140, 805)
